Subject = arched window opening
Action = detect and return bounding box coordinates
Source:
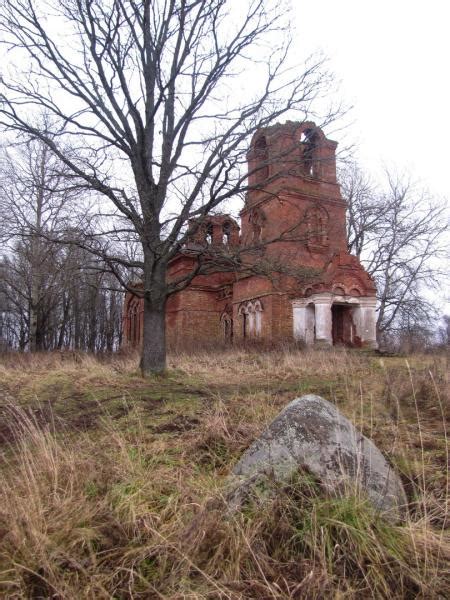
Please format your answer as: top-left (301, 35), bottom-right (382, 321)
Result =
top-left (221, 312), bottom-right (233, 342)
top-left (252, 221), bottom-right (261, 243)
top-left (254, 136), bottom-right (269, 184)
top-left (222, 221), bottom-right (231, 245)
top-left (300, 129), bottom-right (316, 177)
top-left (253, 300), bottom-right (263, 335)
top-left (238, 304), bottom-right (249, 338)
top-left (129, 303), bottom-right (139, 345)
top-left (247, 303), bottom-right (256, 336)
top-left (204, 222), bottom-right (213, 245)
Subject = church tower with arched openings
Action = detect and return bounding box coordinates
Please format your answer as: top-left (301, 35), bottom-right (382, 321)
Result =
top-left (241, 121), bottom-right (347, 263)
top-left (233, 121), bottom-right (377, 347)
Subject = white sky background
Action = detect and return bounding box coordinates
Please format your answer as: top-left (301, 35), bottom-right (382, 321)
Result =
top-left (292, 0), bottom-right (450, 200)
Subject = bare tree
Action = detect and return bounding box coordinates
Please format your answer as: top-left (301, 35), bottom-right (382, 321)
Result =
top-left (1, 239), bottom-right (124, 353)
top-left (0, 0), bottom-right (336, 374)
top-left (437, 315), bottom-right (450, 349)
top-left (0, 258), bottom-right (28, 350)
top-left (0, 136), bottom-right (77, 350)
top-left (341, 163), bottom-right (449, 346)
top-left (341, 163), bottom-right (379, 259)
top-left (0, 136), bottom-right (124, 352)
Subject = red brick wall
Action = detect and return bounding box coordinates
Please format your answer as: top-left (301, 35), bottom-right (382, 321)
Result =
top-left (166, 287), bottom-right (227, 349)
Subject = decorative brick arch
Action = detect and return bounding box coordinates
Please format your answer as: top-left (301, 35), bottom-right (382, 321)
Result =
top-left (249, 207), bottom-right (266, 243)
top-left (220, 310), bottom-right (233, 342)
top-left (349, 287), bottom-right (362, 297)
top-left (185, 215), bottom-right (240, 247)
top-left (126, 297), bottom-right (142, 345)
top-left (297, 123), bottom-right (326, 178)
top-left (332, 282), bottom-right (347, 296)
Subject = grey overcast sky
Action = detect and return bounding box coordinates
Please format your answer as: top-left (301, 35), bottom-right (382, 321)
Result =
top-left (293, 0), bottom-right (450, 198)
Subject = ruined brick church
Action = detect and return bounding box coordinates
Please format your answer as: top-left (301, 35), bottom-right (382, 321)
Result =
top-left (123, 122), bottom-right (377, 349)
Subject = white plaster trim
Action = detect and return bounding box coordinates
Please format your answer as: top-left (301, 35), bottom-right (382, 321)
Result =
top-left (357, 296), bottom-right (378, 308)
top-left (292, 293), bottom-right (376, 309)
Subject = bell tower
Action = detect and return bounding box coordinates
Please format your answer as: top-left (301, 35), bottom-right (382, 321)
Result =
top-left (241, 121), bottom-right (347, 260)
top-left (234, 120), bottom-right (377, 349)
top-left (246, 121), bottom-right (338, 199)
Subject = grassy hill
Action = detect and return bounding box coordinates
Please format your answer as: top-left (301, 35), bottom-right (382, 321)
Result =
top-left (0, 348), bottom-right (448, 598)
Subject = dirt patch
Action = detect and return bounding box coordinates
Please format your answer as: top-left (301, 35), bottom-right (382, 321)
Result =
top-left (59, 398), bottom-right (133, 432)
top-left (150, 414), bottom-right (201, 434)
top-left (142, 397), bottom-right (173, 411)
top-left (68, 407), bottom-right (104, 431)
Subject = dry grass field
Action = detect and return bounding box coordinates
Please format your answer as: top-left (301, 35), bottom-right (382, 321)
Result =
top-left (0, 347), bottom-right (448, 599)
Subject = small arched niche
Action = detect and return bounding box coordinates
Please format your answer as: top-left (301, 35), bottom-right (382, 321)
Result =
top-left (349, 287), bottom-right (362, 297)
top-left (299, 128), bottom-right (318, 177)
top-left (220, 310), bottom-right (233, 342)
top-left (249, 208), bottom-right (265, 243)
top-left (222, 221), bottom-right (231, 245)
top-left (204, 222), bottom-right (214, 245)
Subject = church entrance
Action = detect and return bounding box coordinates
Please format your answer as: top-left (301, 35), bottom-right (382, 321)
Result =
top-left (292, 294), bottom-right (377, 348)
top-left (331, 304), bottom-right (354, 346)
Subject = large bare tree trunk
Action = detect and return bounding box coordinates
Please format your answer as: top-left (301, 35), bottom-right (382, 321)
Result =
top-left (140, 298), bottom-right (166, 375)
top-left (140, 257), bottom-right (167, 375)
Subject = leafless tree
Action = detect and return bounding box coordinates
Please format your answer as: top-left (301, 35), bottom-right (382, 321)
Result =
top-left (437, 315), bottom-right (450, 349)
top-left (341, 163), bottom-right (449, 347)
top-left (0, 137), bottom-right (124, 352)
top-left (341, 163), bottom-right (378, 259)
top-left (0, 0), bottom-right (337, 374)
top-left (0, 136), bottom-right (77, 350)
top-left (1, 241), bottom-right (124, 352)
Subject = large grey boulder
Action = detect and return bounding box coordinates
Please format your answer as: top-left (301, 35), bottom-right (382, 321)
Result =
top-left (231, 394), bottom-right (407, 521)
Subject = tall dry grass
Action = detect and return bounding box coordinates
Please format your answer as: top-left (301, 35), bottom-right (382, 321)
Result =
top-left (0, 348), bottom-right (448, 598)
